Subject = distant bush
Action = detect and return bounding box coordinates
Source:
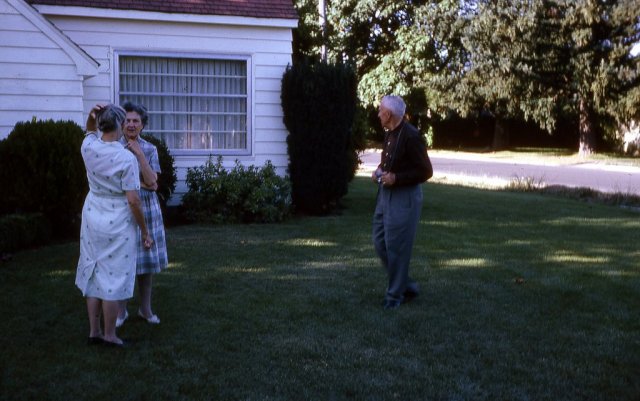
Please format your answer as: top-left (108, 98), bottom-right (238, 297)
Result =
top-left (0, 119), bottom-right (87, 238)
top-left (0, 213), bottom-right (51, 254)
top-left (506, 176), bottom-right (546, 192)
top-left (506, 181), bottom-right (640, 209)
top-left (141, 134), bottom-right (177, 210)
top-left (182, 156), bottom-right (292, 224)
top-left (281, 61), bottom-right (359, 215)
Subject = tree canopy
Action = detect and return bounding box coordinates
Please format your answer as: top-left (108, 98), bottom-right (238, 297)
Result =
top-left (291, 0), bottom-right (640, 154)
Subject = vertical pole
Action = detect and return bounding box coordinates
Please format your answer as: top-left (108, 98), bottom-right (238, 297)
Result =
top-left (318, 0), bottom-right (327, 62)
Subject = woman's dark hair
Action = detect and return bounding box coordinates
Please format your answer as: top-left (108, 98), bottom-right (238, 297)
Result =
top-left (122, 101), bottom-right (149, 128)
top-left (96, 104), bottom-right (126, 132)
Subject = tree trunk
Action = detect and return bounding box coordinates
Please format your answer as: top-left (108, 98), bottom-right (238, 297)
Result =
top-left (578, 98), bottom-right (596, 156)
top-left (492, 118), bottom-right (509, 150)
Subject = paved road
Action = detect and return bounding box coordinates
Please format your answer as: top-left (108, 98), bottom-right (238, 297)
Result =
top-left (359, 150), bottom-right (640, 195)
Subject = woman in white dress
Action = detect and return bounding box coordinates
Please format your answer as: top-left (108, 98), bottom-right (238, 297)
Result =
top-left (76, 104), bottom-right (153, 347)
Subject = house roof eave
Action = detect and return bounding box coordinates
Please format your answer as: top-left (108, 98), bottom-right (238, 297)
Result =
top-left (9, 0), bottom-right (99, 77)
top-left (32, 4), bottom-right (298, 28)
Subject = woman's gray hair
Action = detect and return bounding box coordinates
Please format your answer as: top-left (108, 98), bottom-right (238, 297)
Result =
top-left (122, 101), bottom-right (148, 128)
top-left (381, 95), bottom-right (406, 118)
top-left (96, 104), bottom-right (126, 132)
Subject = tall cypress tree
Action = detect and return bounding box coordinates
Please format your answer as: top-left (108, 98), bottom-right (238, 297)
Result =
top-left (281, 62), bottom-right (358, 215)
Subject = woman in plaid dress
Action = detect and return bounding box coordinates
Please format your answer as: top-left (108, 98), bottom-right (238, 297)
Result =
top-left (117, 102), bottom-right (168, 326)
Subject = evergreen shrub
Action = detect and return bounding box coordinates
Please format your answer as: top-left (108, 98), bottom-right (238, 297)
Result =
top-left (281, 62), bottom-right (359, 215)
top-left (141, 134), bottom-right (177, 209)
top-left (0, 213), bottom-right (51, 253)
top-left (182, 156), bottom-right (292, 224)
top-left (0, 119), bottom-right (87, 237)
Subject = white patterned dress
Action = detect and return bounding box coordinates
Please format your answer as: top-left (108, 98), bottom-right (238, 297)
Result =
top-left (75, 132), bottom-right (140, 301)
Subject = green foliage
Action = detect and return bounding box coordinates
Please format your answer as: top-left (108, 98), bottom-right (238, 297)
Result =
top-left (292, 0), bottom-right (639, 154)
top-left (291, 0), bottom-right (324, 64)
top-left (427, 0), bottom-right (639, 154)
top-left (0, 119), bottom-right (87, 237)
top-left (140, 134), bottom-right (177, 209)
top-left (0, 213), bottom-right (51, 254)
top-left (322, 1), bottom-right (459, 107)
top-left (181, 156), bottom-right (292, 224)
top-left (281, 61), bottom-right (360, 214)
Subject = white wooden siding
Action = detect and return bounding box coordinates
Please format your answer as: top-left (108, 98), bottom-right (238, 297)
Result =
top-left (0, 0), bottom-right (97, 138)
top-left (50, 13), bottom-right (291, 204)
top-left (1, 3), bottom-right (293, 205)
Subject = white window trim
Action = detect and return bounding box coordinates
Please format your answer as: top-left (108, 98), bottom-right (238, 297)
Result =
top-left (113, 50), bottom-right (253, 157)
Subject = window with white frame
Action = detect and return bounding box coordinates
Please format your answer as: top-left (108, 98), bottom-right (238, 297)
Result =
top-left (116, 52), bottom-right (250, 155)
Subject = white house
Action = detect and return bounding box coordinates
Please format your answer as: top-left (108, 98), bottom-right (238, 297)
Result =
top-left (0, 0), bottom-right (298, 203)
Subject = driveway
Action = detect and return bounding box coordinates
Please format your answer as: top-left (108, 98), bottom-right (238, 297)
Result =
top-left (359, 150), bottom-right (640, 195)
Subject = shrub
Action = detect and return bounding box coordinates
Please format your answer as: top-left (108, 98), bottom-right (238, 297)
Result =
top-left (281, 61), bottom-right (359, 215)
top-left (0, 213), bottom-right (51, 254)
top-left (140, 134), bottom-right (177, 209)
top-left (506, 176), bottom-right (545, 192)
top-left (181, 156), bottom-right (292, 224)
top-left (0, 119), bottom-right (87, 238)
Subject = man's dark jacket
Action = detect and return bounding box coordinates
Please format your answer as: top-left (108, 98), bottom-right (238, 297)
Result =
top-left (379, 121), bottom-right (433, 187)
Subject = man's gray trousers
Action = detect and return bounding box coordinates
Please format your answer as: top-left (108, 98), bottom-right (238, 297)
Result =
top-left (372, 184), bottom-right (422, 303)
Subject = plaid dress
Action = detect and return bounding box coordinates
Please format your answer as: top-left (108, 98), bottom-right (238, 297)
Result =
top-left (121, 136), bottom-right (168, 274)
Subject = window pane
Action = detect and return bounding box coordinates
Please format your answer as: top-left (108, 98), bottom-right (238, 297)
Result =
top-left (118, 55), bottom-right (248, 152)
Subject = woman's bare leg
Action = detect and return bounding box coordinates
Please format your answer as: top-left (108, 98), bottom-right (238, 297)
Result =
top-left (137, 274), bottom-right (154, 317)
top-left (86, 297), bottom-right (102, 338)
top-left (102, 300), bottom-right (122, 344)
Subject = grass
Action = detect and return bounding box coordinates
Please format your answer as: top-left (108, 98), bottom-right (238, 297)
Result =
top-left (1, 177), bottom-right (640, 400)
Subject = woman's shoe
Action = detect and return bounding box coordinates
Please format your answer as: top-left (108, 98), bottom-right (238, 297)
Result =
top-left (116, 310), bottom-right (128, 328)
top-left (102, 339), bottom-right (127, 348)
top-left (87, 336), bottom-right (105, 346)
top-left (138, 309), bottom-right (160, 324)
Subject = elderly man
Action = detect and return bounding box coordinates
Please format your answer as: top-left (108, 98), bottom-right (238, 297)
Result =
top-left (372, 95), bottom-right (433, 310)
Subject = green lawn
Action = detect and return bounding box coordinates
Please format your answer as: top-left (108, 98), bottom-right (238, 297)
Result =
top-left (1, 178), bottom-right (639, 400)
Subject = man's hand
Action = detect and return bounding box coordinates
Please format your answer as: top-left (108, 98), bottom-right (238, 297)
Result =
top-left (372, 168), bottom-right (384, 184)
top-left (380, 172), bottom-right (396, 186)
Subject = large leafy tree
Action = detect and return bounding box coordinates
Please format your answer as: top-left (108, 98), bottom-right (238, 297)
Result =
top-left (325, 0), bottom-right (463, 135)
top-left (423, 0), bottom-right (640, 154)
top-left (291, 0), bottom-right (640, 154)
top-left (292, 0), bottom-right (449, 137)
top-left (427, 0), bottom-right (539, 149)
top-left (551, 0), bottom-right (640, 155)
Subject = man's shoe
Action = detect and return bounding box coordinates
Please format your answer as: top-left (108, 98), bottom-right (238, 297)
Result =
top-left (383, 300), bottom-right (401, 310)
top-left (403, 290), bottom-right (419, 303)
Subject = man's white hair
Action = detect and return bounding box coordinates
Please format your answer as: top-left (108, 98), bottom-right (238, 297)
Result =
top-left (381, 95), bottom-right (406, 118)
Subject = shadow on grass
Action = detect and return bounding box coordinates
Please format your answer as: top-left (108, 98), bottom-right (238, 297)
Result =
top-left (1, 177), bottom-right (639, 400)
